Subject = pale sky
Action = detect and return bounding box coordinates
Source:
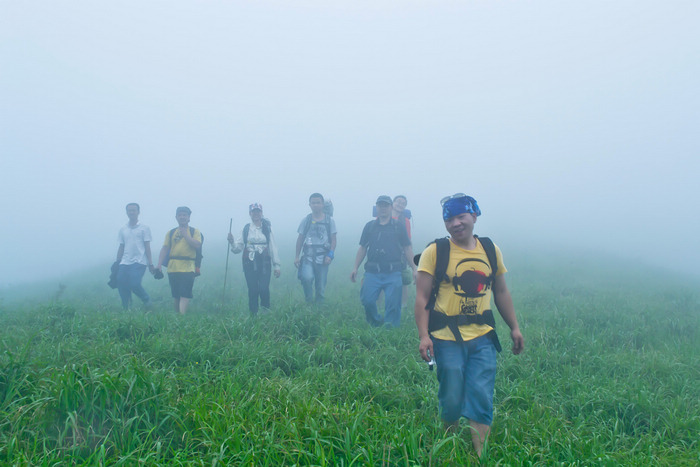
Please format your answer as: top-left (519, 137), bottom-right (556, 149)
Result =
top-left (1, 1), bottom-right (698, 286)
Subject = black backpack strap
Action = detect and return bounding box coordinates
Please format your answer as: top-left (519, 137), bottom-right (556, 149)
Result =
top-left (428, 309), bottom-right (502, 351)
top-left (475, 235), bottom-right (497, 278)
top-left (426, 237), bottom-right (450, 311)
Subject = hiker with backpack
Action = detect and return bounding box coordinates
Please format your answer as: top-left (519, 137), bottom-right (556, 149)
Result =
top-left (351, 195), bottom-right (416, 327)
top-left (295, 193), bottom-right (337, 305)
top-left (113, 202), bottom-right (154, 310)
top-left (155, 206), bottom-right (203, 315)
top-left (392, 195), bottom-right (413, 306)
top-left (227, 203), bottom-right (281, 315)
top-left (414, 194), bottom-right (524, 458)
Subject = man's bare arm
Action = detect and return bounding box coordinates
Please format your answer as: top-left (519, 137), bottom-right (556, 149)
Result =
top-left (415, 271), bottom-right (433, 362)
top-left (493, 274), bottom-right (524, 355)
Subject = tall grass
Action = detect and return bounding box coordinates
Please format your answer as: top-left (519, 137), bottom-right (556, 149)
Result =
top-left (1, 253), bottom-right (698, 465)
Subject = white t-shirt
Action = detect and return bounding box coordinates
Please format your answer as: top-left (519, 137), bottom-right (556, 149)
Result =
top-left (118, 223), bottom-right (152, 266)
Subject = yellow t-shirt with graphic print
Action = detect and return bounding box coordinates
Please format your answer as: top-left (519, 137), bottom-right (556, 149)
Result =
top-left (417, 237), bottom-right (507, 342)
top-left (163, 227), bottom-right (202, 273)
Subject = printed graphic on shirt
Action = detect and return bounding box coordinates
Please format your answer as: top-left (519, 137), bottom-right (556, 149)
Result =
top-left (298, 216), bottom-right (336, 265)
top-left (451, 257), bottom-right (493, 316)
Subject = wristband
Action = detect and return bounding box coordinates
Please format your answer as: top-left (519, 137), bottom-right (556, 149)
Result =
top-left (326, 250), bottom-right (335, 259)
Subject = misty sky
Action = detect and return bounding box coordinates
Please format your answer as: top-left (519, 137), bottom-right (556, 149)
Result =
top-left (1, 1), bottom-right (698, 287)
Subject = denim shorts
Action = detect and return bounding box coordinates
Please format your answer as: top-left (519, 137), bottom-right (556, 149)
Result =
top-left (432, 334), bottom-right (498, 425)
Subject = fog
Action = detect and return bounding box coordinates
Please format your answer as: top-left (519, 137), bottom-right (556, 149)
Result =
top-left (1, 1), bottom-right (698, 287)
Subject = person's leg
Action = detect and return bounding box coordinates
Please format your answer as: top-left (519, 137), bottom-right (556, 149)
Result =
top-left (128, 263), bottom-right (151, 305)
top-left (383, 272), bottom-right (403, 327)
top-left (243, 258), bottom-right (259, 315)
top-left (259, 256), bottom-right (271, 309)
top-left (299, 261), bottom-right (315, 303)
top-left (462, 334), bottom-right (498, 458)
top-left (314, 263), bottom-right (328, 304)
top-left (433, 337), bottom-right (467, 426)
top-left (360, 273), bottom-right (384, 326)
top-left (172, 272), bottom-right (195, 315)
top-left (116, 265), bottom-right (131, 309)
top-left (468, 420), bottom-right (491, 458)
top-left (168, 273), bottom-right (180, 313)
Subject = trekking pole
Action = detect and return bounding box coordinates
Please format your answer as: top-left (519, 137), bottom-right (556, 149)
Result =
top-left (222, 218), bottom-right (233, 306)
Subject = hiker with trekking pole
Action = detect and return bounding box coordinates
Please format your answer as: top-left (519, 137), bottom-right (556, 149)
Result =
top-left (228, 203), bottom-right (281, 316)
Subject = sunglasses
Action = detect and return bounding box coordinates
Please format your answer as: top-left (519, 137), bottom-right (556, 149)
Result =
top-left (440, 193), bottom-right (468, 206)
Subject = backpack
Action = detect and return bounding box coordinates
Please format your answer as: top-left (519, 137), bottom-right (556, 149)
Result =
top-left (301, 213), bottom-right (332, 242)
top-left (164, 227), bottom-right (204, 271)
top-left (415, 235), bottom-right (502, 351)
top-left (364, 218), bottom-right (406, 272)
top-left (243, 218), bottom-right (271, 245)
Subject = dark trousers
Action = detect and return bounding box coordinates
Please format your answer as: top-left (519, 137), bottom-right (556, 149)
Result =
top-left (242, 254), bottom-right (271, 315)
top-left (117, 263), bottom-right (150, 309)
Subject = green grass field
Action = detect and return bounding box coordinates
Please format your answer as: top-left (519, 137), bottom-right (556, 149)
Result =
top-left (1, 251), bottom-right (698, 466)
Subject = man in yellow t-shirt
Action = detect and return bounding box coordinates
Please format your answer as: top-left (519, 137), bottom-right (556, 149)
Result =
top-left (155, 206), bottom-right (203, 315)
top-left (415, 194), bottom-right (524, 459)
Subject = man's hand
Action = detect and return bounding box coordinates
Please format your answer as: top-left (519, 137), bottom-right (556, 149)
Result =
top-left (227, 233), bottom-right (234, 244)
top-left (350, 269), bottom-right (358, 282)
top-left (274, 268), bottom-right (281, 278)
top-left (294, 257), bottom-right (301, 268)
top-left (324, 256), bottom-right (332, 265)
top-left (419, 336), bottom-right (434, 363)
top-left (511, 328), bottom-right (524, 355)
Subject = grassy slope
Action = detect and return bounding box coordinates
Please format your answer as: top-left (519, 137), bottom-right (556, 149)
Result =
top-left (0, 252), bottom-right (698, 466)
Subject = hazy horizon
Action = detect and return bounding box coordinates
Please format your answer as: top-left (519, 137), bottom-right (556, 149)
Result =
top-left (2, 1), bottom-right (698, 287)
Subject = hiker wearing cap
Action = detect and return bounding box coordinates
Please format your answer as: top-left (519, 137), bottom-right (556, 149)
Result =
top-left (414, 194), bottom-right (524, 458)
top-left (228, 203), bottom-right (281, 315)
top-left (295, 193), bottom-right (337, 304)
top-left (351, 195), bottom-right (416, 327)
top-left (155, 206), bottom-right (203, 315)
top-left (114, 203), bottom-right (154, 310)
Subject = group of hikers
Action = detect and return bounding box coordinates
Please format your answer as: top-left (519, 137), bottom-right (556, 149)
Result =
top-left (111, 192), bottom-right (524, 458)
top-left (112, 193), bottom-right (415, 321)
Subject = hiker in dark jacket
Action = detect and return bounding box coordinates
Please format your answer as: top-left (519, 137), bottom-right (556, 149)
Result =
top-left (228, 203), bottom-right (281, 315)
top-left (351, 195), bottom-right (416, 327)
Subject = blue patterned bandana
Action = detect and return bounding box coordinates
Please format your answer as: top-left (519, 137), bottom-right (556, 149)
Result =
top-left (442, 195), bottom-right (481, 220)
